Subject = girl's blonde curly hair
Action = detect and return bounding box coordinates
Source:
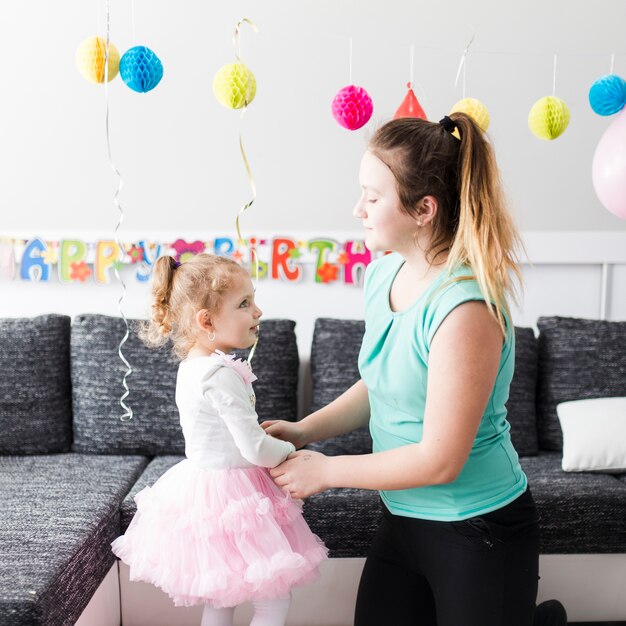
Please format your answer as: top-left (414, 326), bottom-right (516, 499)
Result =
top-left (139, 253), bottom-right (249, 360)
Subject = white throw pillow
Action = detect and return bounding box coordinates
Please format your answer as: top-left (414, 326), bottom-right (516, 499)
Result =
top-left (557, 397), bottom-right (626, 472)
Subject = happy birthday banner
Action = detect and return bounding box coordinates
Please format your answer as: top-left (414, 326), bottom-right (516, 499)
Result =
top-left (0, 236), bottom-right (378, 286)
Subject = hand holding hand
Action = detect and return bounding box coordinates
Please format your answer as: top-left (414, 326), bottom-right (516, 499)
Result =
top-left (269, 449), bottom-right (331, 499)
top-left (261, 419), bottom-right (307, 449)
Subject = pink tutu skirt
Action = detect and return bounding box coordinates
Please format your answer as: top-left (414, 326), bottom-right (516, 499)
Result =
top-left (112, 460), bottom-right (328, 608)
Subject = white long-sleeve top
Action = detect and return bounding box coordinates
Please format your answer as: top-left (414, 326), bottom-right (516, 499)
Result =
top-left (175, 353), bottom-right (295, 470)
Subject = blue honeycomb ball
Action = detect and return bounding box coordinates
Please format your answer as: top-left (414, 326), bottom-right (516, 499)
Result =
top-left (589, 74), bottom-right (626, 116)
top-left (119, 46), bottom-right (163, 93)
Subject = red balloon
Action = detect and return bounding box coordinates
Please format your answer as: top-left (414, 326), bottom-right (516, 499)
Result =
top-left (394, 82), bottom-right (427, 120)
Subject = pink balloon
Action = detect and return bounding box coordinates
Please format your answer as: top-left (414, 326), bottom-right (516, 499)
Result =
top-left (592, 108), bottom-right (626, 219)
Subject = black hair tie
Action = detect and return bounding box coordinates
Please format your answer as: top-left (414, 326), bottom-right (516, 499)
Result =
top-left (438, 115), bottom-right (457, 135)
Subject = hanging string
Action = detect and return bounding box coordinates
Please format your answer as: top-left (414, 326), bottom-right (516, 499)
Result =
top-left (408, 43), bottom-right (428, 102)
top-left (104, 0), bottom-right (133, 421)
top-left (96, 0), bottom-right (101, 37)
top-left (463, 55), bottom-right (467, 98)
top-left (231, 18), bottom-right (259, 364)
top-left (349, 37), bottom-right (353, 85)
top-left (610, 53), bottom-right (615, 74)
top-left (455, 31), bottom-right (475, 95)
top-left (131, 0), bottom-right (136, 46)
top-left (552, 53), bottom-right (557, 96)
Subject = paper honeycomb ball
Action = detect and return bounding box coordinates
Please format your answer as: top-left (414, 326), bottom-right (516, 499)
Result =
top-left (75, 36), bottom-right (120, 84)
top-left (213, 63), bottom-right (257, 109)
top-left (528, 96), bottom-right (570, 140)
top-left (331, 85), bottom-right (373, 130)
top-left (589, 74), bottom-right (626, 116)
top-left (450, 98), bottom-right (490, 132)
top-left (119, 46), bottom-right (163, 93)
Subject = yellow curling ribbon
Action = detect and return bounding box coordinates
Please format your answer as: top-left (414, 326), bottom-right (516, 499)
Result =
top-left (231, 18), bottom-right (260, 364)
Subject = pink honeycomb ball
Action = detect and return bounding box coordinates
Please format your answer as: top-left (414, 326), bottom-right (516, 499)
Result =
top-left (331, 85), bottom-right (373, 130)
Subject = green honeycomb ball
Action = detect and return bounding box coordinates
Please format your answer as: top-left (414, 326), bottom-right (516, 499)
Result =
top-left (213, 62), bottom-right (257, 109)
top-left (528, 96), bottom-right (570, 140)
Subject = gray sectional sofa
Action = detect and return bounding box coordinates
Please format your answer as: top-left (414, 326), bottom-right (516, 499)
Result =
top-left (1, 313), bottom-right (626, 625)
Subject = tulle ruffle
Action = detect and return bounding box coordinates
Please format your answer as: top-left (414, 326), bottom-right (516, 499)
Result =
top-left (112, 461), bottom-right (328, 607)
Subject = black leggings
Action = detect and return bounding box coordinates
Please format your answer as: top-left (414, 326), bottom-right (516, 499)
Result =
top-left (354, 489), bottom-right (540, 626)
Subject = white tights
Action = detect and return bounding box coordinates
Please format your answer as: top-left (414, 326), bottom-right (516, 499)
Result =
top-left (201, 596), bottom-right (291, 626)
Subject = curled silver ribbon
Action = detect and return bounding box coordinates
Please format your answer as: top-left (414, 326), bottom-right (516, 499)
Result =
top-left (104, 0), bottom-right (133, 421)
top-left (231, 18), bottom-right (259, 364)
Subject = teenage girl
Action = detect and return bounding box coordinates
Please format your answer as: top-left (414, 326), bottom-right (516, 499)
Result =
top-left (264, 114), bottom-right (541, 626)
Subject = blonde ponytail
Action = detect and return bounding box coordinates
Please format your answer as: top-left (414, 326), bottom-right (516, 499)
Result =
top-left (138, 255), bottom-right (179, 350)
top-left (447, 112), bottom-right (524, 335)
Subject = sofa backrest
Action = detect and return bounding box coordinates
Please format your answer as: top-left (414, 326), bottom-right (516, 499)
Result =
top-left (0, 314), bottom-right (72, 454)
top-left (536, 315), bottom-right (626, 451)
top-left (71, 314), bottom-right (299, 455)
top-left (308, 318), bottom-right (540, 457)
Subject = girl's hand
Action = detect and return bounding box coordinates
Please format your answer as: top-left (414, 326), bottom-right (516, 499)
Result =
top-left (261, 420), bottom-right (307, 449)
top-left (269, 450), bottom-right (331, 499)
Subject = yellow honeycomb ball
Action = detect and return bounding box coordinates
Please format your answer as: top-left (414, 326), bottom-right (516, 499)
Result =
top-left (213, 63), bottom-right (257, 109)
top-left (528, 96), bottom-right (570, 140)
top-left (450, 98), bottom-right (490, 132)
top-left (75, 36), bottom-right (120, 84)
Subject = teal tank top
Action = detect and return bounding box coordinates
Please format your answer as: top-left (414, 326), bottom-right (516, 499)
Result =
top-left (358, 253), bottom-right (527, 521)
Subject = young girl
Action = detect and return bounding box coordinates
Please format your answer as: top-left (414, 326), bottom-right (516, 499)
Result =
top-left (112, 254), bottom-right (328, 626)
top-left (264, 113), bottom-right (543, 626)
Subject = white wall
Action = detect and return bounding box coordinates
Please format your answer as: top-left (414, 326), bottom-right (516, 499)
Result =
top-left (1, 0), bottom-right (626, 236)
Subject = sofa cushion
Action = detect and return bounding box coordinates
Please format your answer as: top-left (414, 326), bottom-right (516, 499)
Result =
top-left (303, 488), bottom-right (382, 558)
top-left (0, 315), bottom-right (72, 454)
top-left (120, 455), bottom-right (183, 532)
top-left (232, 319), bottom-right (300, 422)
top-left (71, 314), bottom-right (181, 455)
top-left (308, 318), bottom-right (370, 455)
top-left (308, 318), bottom-right (540, 457)
top-left (71, 315), bottom-right (299, 455)
top-left (536, 316), bottom-right (626, 451)
top-left (0, 453), bottom-right (147, 625)
top-left (520, 452), bottom-right (626, 554)
top-left (506, 327), bottom-right (539, 456)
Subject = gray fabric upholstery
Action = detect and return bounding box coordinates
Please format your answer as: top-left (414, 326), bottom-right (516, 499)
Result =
top-left (303, 488), bottom-right (382, 558)
top-left (307, 318), bottom-right (540, 457)
top-left (71, 315), bottom-right (299, 455)
top-left (308, 318), bottom-right (370, 455)
top-left (536, 316), bottom-right (626, 451)
top-left (0, 453), bottom-right (147, 626)
top-left (0, 315), bottom-right (72, 454)
top-left (521, 453), bottom-right (626, 554)
top-left (232, 319), bottom-right (300, 422)
top-left (120, 455), bottom-right (183, 532)
top-left (507, 327), bottom-right (539, 456)
top-left (71, 314), bottom-right (182, 455)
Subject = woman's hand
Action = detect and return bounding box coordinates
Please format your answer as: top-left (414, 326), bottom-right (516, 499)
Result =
top-left (269, 450), bottom-right (332, 499)
top-left (261, 419), bottom-right (307, 449)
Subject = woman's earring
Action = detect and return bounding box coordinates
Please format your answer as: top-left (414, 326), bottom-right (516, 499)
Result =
top-left (207, 331), bottom-right (216, 342)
